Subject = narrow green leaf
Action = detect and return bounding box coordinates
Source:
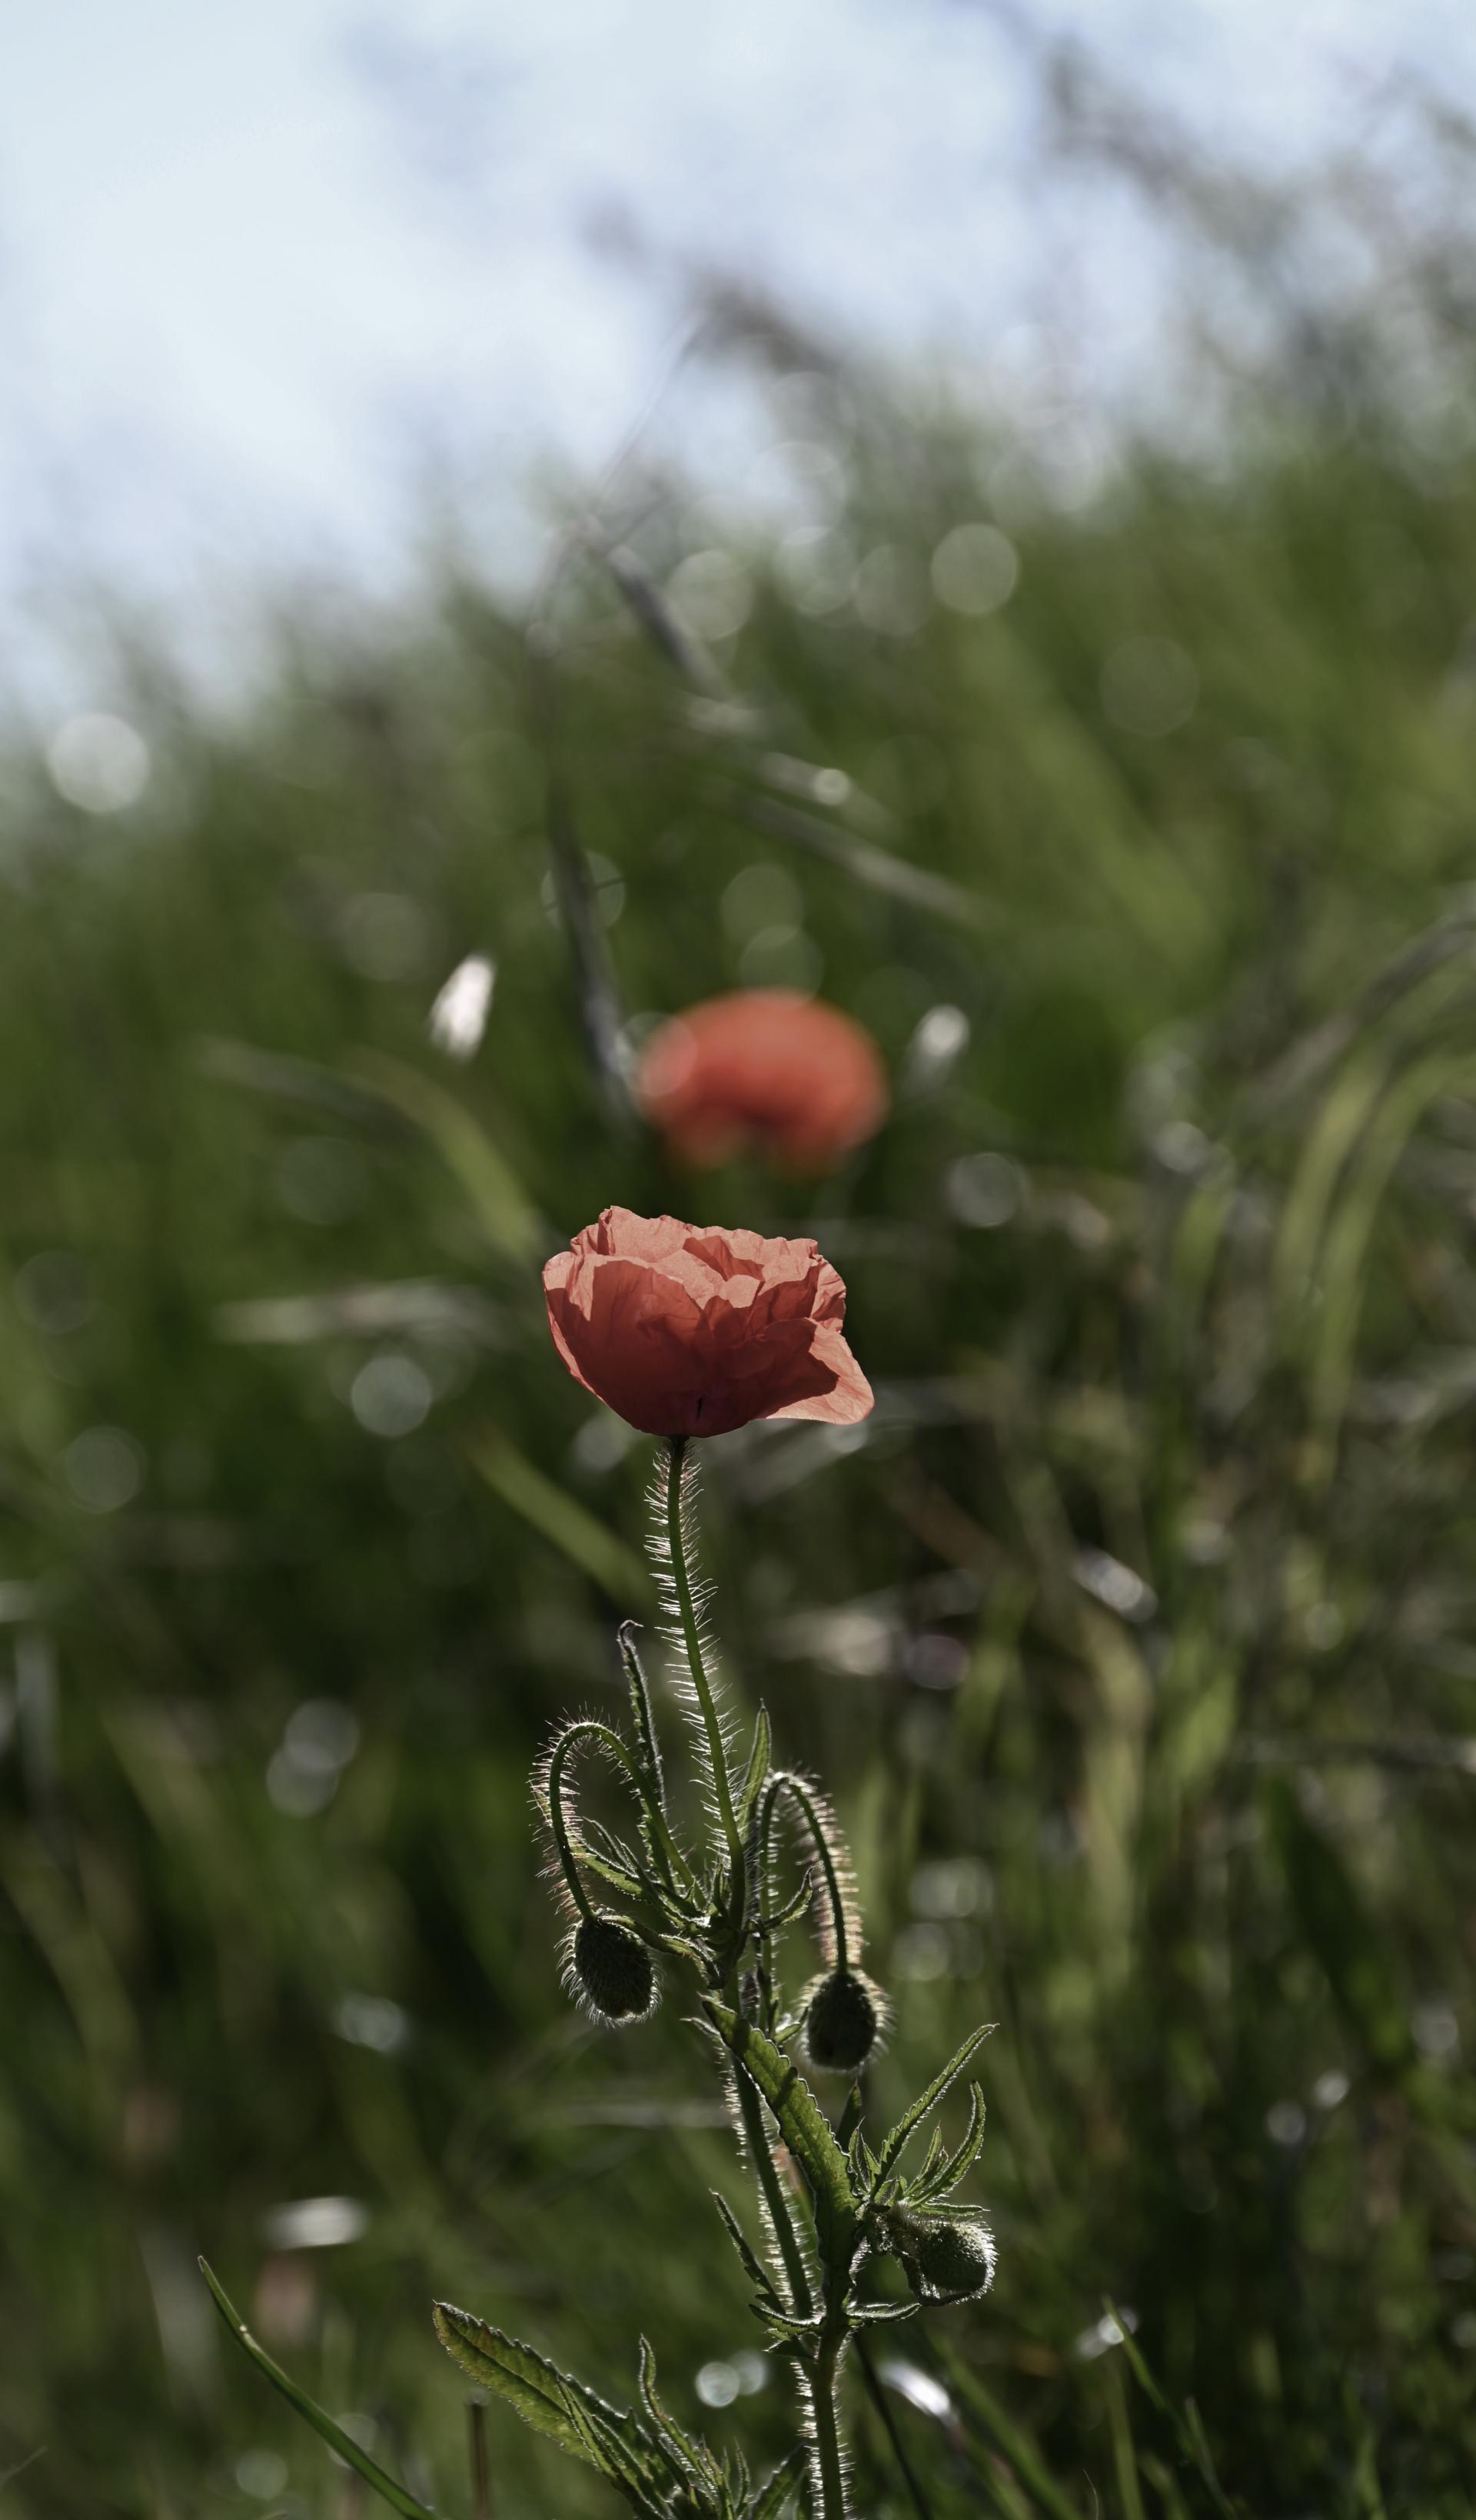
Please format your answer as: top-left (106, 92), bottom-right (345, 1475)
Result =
top-left (761, 1875), bottom-right (815, 1937)
top-left (1101, 2355), bottom-right (1147, 2520)
top-left (713, 2190), bottom-right (783, 2308)
top-left (1182, 2401), bottom-right (1242, 2520)
top-left (836, 2086), bottom-right (865, 2150)
top-left (637, 2339), bottom-right (722, 2498)
top-left (581, 1815), bottom-right (646, 1880)
top-left (1267, 1782), bottom-right (1413, 2077)
top-left (739, 1707), bottom-right (773, 1832)
top-left (914, 2083), bottom-right (986, 2203)
top-left (556, 2389), bottom-right (670, 2515)
top-left (703, 2001), bottom-right (859, 2270)
top-left (470, 1426), bottom-right (650, 1606)
top-left (933, 2340), bottom-right (1082, 2520)
top-left (196, 1038), bottom-right (412, 1137)
top-left (352, 1051), bottom-right (544, 1267)
top-left (913, 2124), bottom-right (949, 2189)
top-left (434, 2303), bottom-right (593, 2465)
top-left (620, 1622), bottom-right (676, 1882)
top-left (872, 2024), bottom-right (995, 2187)
top-left (750, 2306), bottom-right (822, 2341)
top-left (432, 2302), bottom-right (655, 2491)
top-left (748, 2443), bottom-right (808, 2519)
top-left (1109, 2318), bottom-right (1242, 2520)
top-left (201, 2261), bottom-right (437, 2520)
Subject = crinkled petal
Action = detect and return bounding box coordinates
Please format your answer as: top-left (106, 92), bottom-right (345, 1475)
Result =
top-left (543, 1208), bottom-right (873, 1437)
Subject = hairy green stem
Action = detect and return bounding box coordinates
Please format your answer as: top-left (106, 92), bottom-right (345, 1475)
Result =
top-left (665, 1438), bottom-right (745, 1878)
top-left (733, 2065), bottom-right (814, 2321)
top-left (807, 2332), bottom-right (851, 2520)
top-left (547, 1718), bottom-right (696, 1921)
top-left (546, 1728), bottom-right (597, 1924)
top-left (761, 1771), bottom-right (851, 1974)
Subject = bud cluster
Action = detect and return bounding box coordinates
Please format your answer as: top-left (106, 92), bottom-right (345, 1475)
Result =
top-left (508, 1438), bottom-right (996, 2520)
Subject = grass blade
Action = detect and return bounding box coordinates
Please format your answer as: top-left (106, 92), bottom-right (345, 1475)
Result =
top-left (201, 2261), bottom-right (438, 2520)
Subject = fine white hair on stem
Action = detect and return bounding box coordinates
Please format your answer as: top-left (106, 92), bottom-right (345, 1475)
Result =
top-left (758, 1768), bottom-right (866, 1975)
top-left (532, 1712), bottom-right (643, 1936)
top-left (710, 2046), bottom-right (821, 2318)
top-left (647, 1442), bottom-right (740, 1842)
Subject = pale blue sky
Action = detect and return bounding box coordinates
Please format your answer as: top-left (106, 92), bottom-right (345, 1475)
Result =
top-left (2, 2), bottom-right (1473, 706)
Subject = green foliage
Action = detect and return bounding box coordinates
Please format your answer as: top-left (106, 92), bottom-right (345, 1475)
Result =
top-left (202, 2262), bottom-right (437, 2519)
top-left (9, 260), bottom-right (1476, 2514)
top-left (703, 2002), bottom-right (859, 2279)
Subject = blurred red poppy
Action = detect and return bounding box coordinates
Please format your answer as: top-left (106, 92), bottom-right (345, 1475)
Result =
top-left (543, 1207), bottom-right (873, 1438)
top-left (635, 990), bottom-right (888, 1170)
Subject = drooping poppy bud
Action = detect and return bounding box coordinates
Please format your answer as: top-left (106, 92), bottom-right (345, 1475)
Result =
top-left (884, 2208), bottom-right (996, 2304)
top-left (568, 1914), bottom-right (657, 2026)
top-left (636, 991), bottom-right (888, 1172)
top-left (801, 1967), bottom-right (887, 2074)
top-left (543, 1208), bottom-right (873, 1439)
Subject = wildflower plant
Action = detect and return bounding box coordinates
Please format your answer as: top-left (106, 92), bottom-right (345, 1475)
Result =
top-left (205, 1211), bottom-right (995, 2520)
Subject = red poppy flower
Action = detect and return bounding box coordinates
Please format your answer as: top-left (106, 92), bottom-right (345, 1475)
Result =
top-left (543, 1207), bottom-right (873, 1438)
top-left (635, 990), bottom-right (888, 1170)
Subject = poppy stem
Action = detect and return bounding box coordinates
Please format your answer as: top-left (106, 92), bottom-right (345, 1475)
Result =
top-left (664, 1437), bottom-right (745, 1880)
top-left (732, 2063), bottom-right (814, 2321)
top-left (545, 1717), bottom-right (696, 1919)
top-left (545, 1728), bottom-right (597, 1926)
top-left (806, 2329), bottom-right (853, 2520)
top-left (760, 1771), bottom-right (851, 1976)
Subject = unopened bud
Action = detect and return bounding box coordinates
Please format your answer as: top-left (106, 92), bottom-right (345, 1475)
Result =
top-left (886, 2209), bottom-right (996, 2305)
top-left (569, 1914), bottom-right (657, 2025)
top-left (801, 1967), bottom-right (886, 2074)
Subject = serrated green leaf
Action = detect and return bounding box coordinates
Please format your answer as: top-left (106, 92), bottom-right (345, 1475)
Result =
top-left (713, 2190), bottom-right (783, 2308)
top-left (201, 2261), bottom-right (436, 2520)
top-left (913, 2083), bottom-right (986, 2203)
top-left (582, 1814), bottom-right (646, 1876)
top-left (753, 2307), bottom-right (822, 2341)
top-left (637, 2338), bottom-right (723, 2501)
top-left (849, 2130), bottom-right (879, 2186)
top-left (915, 2124), bottom-right (948, 2186)
top-left (432, 2301), bottom-right (657, 2494)
top-left (761, 1875), bottom-right (815, 1937)
top-left (557, 2389), bottom-right (670, 2515)
top-left (836, 2086), bottom-right (864, 2150)
top-left (704, 2001), bottom-right (859, 2270)
top-left (873, 2024), bottom-right (995, 2188)
top-left (739, 1707), bottom-right (773, 1831)
top-left (748, 2443), bottom-right (808, 2519)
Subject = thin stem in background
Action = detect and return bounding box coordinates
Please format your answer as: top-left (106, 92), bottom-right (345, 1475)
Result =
top-left (468, 2399), bottom-right (491, 2520)
top-left (855, 2337), bottom-right (936, 2520)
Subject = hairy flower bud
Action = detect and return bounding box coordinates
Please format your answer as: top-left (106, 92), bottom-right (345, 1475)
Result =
top-left (801, 1967), bottom-right (886, 2073)
top-left (885, 2208), bottom-right (996, 2305)
top-left (569, 1914), bottom-right (657, 2025)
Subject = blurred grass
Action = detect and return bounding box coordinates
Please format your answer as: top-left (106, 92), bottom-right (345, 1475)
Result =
top-left (6, 307), bottom-right (1476, 2520)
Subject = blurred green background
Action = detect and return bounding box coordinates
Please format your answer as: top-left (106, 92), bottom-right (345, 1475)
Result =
top-left (9, 68), bottom-right (1476, 2519)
